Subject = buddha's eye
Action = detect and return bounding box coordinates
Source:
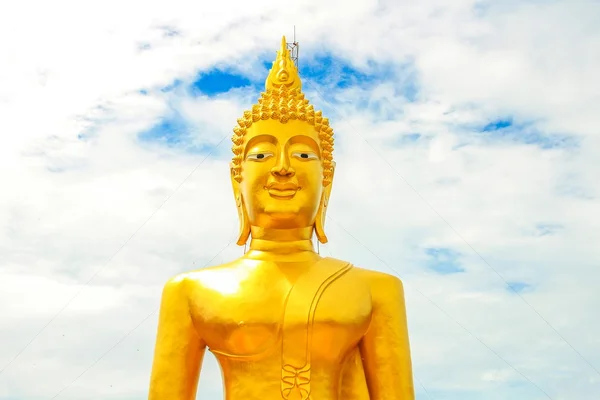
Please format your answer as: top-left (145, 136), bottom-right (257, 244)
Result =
top-left (246, 152), bottom-right (274, 161)
top-left (292, 152), bottom-right (318, 161)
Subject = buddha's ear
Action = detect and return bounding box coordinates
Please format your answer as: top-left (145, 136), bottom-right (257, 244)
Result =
top-left (230, 164), bottom-right (251, 246)
top-left (315, 163), bottom-right (335, 244)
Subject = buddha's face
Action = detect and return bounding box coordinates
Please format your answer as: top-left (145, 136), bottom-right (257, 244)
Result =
top-left (237, 119), bottom-right (325, 229)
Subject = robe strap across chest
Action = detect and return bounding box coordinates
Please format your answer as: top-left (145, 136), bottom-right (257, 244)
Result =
top-left (280, 257), bottom-right (353, 400)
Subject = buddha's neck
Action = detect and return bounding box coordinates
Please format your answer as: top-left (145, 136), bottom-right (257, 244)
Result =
top-left (245, 226), bottom-right (321, 262)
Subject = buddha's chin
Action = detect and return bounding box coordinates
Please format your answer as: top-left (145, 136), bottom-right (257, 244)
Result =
top-left (263, 208), bottom-right (300, 221)
top-left (261, 203), bottom-right (309, 223)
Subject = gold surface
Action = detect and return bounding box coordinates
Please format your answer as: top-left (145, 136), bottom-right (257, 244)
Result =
top-left (148, 36), bottom-right (415, 400)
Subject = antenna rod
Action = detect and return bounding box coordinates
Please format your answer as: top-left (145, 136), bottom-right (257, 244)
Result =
top-left (287, 26), bottom-right (299, 68)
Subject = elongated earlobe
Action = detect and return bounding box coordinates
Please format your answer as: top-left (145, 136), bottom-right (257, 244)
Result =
top-left (314, 194), bottom-right (329, 244)
top-left (315, 163), bottom-right (334, 244)
top-left (231, 164), bottom-right (251, 246)
top-left (235, 195), bottom-right (251, 246)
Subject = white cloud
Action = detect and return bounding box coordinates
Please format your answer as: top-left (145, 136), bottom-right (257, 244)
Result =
top-left (1, 0), bottom-right (599, 399)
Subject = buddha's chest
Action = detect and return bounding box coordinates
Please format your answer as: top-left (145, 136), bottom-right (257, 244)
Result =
top-left (190, 264), bottom-right (372, 363)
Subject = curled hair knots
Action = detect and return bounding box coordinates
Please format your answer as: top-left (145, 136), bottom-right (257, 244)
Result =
top-left (231, 89), bottom-right (335, 185)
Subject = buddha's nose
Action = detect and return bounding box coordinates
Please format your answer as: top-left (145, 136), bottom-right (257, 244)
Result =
top-left (271, 155), bottom-right (295, 177)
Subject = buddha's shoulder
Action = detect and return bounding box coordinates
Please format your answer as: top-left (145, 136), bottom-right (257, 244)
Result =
top-left (162, 260), bottom-right (242, 292)
top-left (344, 262), bottom-right (405, 295)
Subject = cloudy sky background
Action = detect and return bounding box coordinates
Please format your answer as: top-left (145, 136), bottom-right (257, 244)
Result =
top-left (1, 0), bottom-right (599, 399)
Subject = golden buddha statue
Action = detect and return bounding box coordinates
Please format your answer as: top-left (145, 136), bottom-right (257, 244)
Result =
top-left (148, 37), bottom-right (415, 400)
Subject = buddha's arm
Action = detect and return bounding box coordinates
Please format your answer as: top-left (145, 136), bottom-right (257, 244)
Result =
top-left (359, 274), bottom-right (415, 400)
top-left (149, 277), bottom-right (206, 400)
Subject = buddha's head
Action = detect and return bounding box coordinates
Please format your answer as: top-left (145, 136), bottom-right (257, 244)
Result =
top-left (230, 36), bottom-right (335, 245)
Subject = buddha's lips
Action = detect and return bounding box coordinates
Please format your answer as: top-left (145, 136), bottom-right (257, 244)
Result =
top-left (265, 183), bottom-right (300, 198)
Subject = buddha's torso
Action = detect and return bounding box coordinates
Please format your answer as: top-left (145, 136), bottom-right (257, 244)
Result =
top-left (185, 256), bottom-right (374, 400)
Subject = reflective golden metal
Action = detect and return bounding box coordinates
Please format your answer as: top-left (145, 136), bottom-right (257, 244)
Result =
top-left (148, 36), bottom-right (415, 400)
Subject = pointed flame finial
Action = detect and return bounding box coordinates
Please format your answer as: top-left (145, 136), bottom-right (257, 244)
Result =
top-left (265, 36), bottom-right (301, 92)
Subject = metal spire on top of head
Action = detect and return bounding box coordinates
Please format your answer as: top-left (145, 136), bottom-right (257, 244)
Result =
top-left (265, 36), bottom-right (302, 92)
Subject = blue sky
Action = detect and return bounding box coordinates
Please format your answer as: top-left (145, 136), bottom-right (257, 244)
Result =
top-left (137, 54), bottom-right (420, 152)
top-left (424, 247), bottom-right (465, 274)
top-left (476, 118), bottom-right (579, 149)
top-left (139, 54), bottom-right (578, 157)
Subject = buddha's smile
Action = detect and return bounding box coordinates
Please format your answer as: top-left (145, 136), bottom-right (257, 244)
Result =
top-left (266, 182), bottom-right (301, 199)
